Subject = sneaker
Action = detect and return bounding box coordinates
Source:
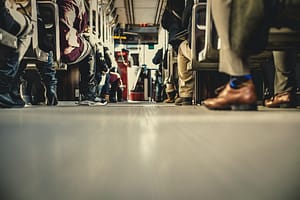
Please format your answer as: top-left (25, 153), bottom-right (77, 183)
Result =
top-left (79, 96), bottom-right (108, 106)
top-left (174, 97), bottom-right (193, 106)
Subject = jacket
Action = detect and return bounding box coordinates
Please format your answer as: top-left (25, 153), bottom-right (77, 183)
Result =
top-left (57, 0), bottom-right (88, 63)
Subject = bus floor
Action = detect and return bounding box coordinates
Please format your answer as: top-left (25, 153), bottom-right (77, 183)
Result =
top-left (0, 102), bottom-right (300, 200)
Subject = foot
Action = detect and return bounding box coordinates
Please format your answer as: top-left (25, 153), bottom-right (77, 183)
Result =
top-left (79, 96), bottom-right (108, 106)
top-left (163, 91), bottom-right (177, 103)
top-left (174, 97), bottom-right (192, 106)
top-left (163, 98), bottom-right (175, 103)
top-left (46, 92), bottom-right (58, 106)
top-left (203, 80), bottom-right (257, 111)
top-left (0, 93), bottom-right (25, 108)
top-left (264, 91), bottom-right (296, 108)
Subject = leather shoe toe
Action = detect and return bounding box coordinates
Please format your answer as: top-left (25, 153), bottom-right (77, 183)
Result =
top-left (203, 80), bottom-right (257, 111)
top-left (264, 92), bottom-right (295, 108)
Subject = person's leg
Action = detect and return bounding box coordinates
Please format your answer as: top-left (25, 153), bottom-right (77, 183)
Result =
top-left (0, 47), bottom-right (23, 108)
top-left (78, 49), bottom-right (107, 105)
top-left (37, 51), bottom-right (58, 105)
top-left (273, 51), bottom-right (296, 94)
top-left (265, 51), bottom-right (296, 108)
top-left (203, 0), bottom-right (257, 110)
top-left (211, 0), bottom-right (249, 76)
top-left (78, 50), bottom-right (97, 100)
top-left (175, 40), bottom-right (193, 105)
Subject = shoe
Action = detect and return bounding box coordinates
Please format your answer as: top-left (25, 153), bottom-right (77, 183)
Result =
top-left (10, 89), bottom-right (26, 106)
top-left (174, 97), bottom-right (192, 106)
top-left (0, 92), bottom-right (25, 108)
top-left (163, 98), bottom-right (175, 103)
top-left (203, 80), bottom-right (257, 111)
top-left (163, 91), bottom-right (177, 103)
top-left (79, 96), bottom-right (108, 106)
top-left (10, 82), bottom-right (26, 106)
top-left (264, 91), bottom-right (296, 108)
top-left (45, 86), bottom-right (58, 106)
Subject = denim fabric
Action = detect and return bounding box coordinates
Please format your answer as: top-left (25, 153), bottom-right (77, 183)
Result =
top-left (36, 51), bottom-right (57, 88)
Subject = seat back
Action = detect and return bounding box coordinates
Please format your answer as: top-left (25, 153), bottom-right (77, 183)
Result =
top-left (37, 1), bottom-right (62, 68)
top-left (189, 1), bottom-right (219, 71)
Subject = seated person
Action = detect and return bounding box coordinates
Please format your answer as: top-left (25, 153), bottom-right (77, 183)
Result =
top-left (58, 0), bottom-right (106, 106)
top-left (174, 0), bottom-right (194, 106)
top-left (94, 45), bottom-right (109, 100)
top-left (161, 0), bottom-right (185, 103)
top-left (203, 0), bottom-right (300, 110)
top-left (0, 0), bottom-right (32, 108)
top-left (109, 67), bottom-right (122, 103)
top-left (102, 47), bottom-right (123, 102)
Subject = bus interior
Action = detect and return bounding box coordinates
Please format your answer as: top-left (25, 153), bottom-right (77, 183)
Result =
top-left (1, 0), bottom-right (300, 199)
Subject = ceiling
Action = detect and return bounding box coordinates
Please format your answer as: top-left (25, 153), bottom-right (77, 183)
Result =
top-left (112, 0), bottom-right (166, 26)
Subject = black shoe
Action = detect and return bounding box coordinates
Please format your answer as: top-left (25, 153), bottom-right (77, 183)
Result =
top-left (10, 90), bottom-right (26, 106)
top-left (79, 96), bottom-right (108, 106)
top-left (0, 93), bottom-right (25, 108)
top-left (45, 87), bottom-right (58, 106)
top-left (10, 82), bottom-right (26, 106)
top-left (175, 97), bottom-right (193, 106)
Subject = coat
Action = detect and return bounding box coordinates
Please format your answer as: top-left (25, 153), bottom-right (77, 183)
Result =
top-left (57, 0), bottom-right (88, 63)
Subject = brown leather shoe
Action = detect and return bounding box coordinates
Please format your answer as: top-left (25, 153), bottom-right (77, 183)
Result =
top-left (264, 92), bottom-right (296, 108)
top-left (203, 80), bottom-right (257, 110)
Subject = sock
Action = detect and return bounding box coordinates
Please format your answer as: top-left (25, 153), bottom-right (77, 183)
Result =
top-left (229, 74), bottom-right (252, 89)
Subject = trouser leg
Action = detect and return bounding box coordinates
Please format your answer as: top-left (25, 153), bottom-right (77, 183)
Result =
top-left (0, 46), bottom-right (25, 107)
top-left (37, 51), bottom-right (58, 105)
top-left (78, 50), bottom-right (96, 99)
top-left (273, 51), bottom-right (296, 94)
top-left (211, 0), bottom-right (249, 76)
top-left (110, 80), bottom-right (118, 102)
top-left (177, 40), bottom-right (194, 98)
top-left (0, 47), bottom-right (19, 93)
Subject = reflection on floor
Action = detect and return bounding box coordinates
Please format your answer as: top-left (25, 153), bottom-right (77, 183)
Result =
top-left (0, 101), bottom-right (300, 200)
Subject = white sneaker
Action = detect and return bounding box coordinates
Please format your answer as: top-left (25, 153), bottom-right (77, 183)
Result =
top-left (79, 97), bottom-right (108, 106)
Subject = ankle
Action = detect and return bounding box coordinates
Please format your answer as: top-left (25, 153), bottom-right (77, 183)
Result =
top-left (229, 74), bottom-right (252, 89)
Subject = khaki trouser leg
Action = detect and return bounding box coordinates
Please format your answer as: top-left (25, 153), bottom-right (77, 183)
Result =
top-left (273, 51), bottom-right (296, 94)
top-left (177, 40), bottom-right (194, 97)
top-left (211, 0), bottom-right (250, 76)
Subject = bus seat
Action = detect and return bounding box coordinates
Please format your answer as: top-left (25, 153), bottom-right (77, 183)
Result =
top-left (15, 0), bottom-right (64, 69)
top-left (37, 1), bottom-right (62, 69)
top-left (189, 2), bottom-right (219, 71)
top-left (189, 1), bottom-right (300, 71)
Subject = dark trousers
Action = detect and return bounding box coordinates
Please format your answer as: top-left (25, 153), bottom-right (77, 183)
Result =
top-left (69, 50), bottom-right (97, 99)
top-left (0, 46), bottom-right (20, 93)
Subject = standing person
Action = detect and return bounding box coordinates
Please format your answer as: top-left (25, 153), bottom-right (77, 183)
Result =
top-left (0, 0), bottom-right (32, 108)
top-left (264, 51), bottom-right (297, 108)
top-left (57, 0), bottom-right (107, 106)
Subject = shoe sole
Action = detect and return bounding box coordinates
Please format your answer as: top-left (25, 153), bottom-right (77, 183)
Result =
top-left (78, 100), bottom-right (108, 106)
top-left (204, 104), bottom-right (257, 111)
top-left (231, 104), bottom-right (257, 111)
top-left (265, 103), bottom-right (296, 108)
top-left (175, 102), bottom-right (193, 106)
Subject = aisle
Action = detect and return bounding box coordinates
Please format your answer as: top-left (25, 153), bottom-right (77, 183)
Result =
top-left (0, 103), bottom-right (300, 200)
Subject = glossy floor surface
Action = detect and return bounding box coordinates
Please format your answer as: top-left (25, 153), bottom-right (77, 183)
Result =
top-left (0, 102), bottom-right (300, 200)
